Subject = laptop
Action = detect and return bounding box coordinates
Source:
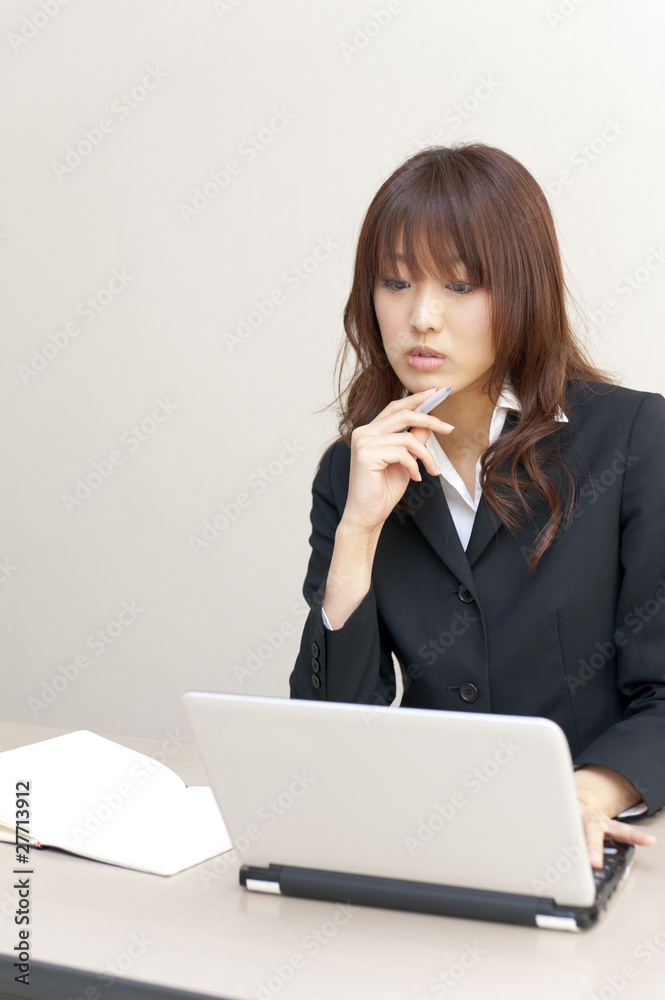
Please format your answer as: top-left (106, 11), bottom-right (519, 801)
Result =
top-left (182, 691), bottom-right (634, 931)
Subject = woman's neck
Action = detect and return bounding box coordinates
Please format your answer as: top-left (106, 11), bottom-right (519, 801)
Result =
top-left (430, 386), bottom-right (499, 495)
top-left (433, 383), bottom-right (498, 446)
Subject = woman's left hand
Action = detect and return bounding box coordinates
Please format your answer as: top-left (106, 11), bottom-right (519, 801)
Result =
top-left (574, 765), bottom-right (657, 868)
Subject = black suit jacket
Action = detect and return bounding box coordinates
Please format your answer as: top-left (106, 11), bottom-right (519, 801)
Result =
top-left (290, 382), bottom-right (665, 815)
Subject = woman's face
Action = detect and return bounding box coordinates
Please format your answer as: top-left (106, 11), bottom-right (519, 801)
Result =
top-left (373, 249), bottom-right (495, 402)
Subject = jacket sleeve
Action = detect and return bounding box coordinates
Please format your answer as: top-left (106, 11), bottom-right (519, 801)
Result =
top-left (289, 440), bottom-right (398, 705)
top-left (574, 392), bottom-right (665, 815)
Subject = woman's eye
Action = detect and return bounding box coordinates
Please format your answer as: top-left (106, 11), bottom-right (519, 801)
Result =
top-left (448, 281), bottom-right (473, 294)
top-left (381, 279), bottom-right (410, 292)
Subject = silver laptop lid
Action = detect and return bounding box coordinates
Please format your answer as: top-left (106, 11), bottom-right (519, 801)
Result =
top-left (183, 692), bottom-right (596, 908)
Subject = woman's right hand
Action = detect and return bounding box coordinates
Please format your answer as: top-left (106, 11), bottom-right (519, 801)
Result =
top-left (341, 388), bottom-right (454, 534)
top-left (322, 389), bottom-right (453, 630)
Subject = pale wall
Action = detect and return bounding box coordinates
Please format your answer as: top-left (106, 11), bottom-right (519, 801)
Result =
top-left (1, 0), bottom-right (664, 738)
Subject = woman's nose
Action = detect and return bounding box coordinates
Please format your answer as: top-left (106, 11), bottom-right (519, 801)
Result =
top-left (410, 289), bottom-right (444, 332)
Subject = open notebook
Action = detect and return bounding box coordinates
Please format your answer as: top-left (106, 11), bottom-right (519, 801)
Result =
top-left (0, 730), bottom-right (231, 875)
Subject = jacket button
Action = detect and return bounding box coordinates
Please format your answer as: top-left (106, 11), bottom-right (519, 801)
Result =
top-left (460, 682), bottom-right (478, 703)
top-left (311, 642), bottom-right (320, 657)
top-left (311, 674), bottom-right (321, 689)
top-left (311, 658), bottom-right (320, 673)
top-left (457, 585), bottom-right (474, 604)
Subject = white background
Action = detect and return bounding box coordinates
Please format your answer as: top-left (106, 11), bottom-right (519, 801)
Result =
top-left (1, 0), bottom-right (664, 739)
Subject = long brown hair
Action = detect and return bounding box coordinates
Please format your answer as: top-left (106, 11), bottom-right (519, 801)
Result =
top-left (336, 143), bottom-right (610, 571)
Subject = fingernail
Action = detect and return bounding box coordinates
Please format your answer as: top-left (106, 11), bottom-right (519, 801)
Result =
top-left (589, 850), bottom-right (603, 868)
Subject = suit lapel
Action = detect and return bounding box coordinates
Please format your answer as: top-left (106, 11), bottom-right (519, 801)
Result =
top-left (406, 411), bottom-right (521, 577)
top-left (403, 470), bottom-right (477, 594)
top-left (464, 411), bottom-right (519, 565)
top-left (465, 495), bottom-right (504, 566)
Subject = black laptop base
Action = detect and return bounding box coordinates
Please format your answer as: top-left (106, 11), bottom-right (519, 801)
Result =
top-left (240, 842), bottom-right (635, 933)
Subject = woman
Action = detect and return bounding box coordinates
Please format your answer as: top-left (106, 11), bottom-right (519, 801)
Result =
top-left (289, 143), bottom-right (663, 868)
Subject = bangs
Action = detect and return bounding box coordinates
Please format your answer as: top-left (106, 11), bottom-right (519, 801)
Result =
top-left (371, 169), bottom-right (486, 287)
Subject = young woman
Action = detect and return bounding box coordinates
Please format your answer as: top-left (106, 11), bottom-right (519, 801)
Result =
top-left (289, 143), bottom-right (663, 867)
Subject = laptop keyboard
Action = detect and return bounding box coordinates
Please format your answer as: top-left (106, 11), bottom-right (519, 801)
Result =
top-left (592, 840), bottom-right (633, 902)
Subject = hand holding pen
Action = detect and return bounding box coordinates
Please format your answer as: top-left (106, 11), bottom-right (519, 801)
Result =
top-left (341, 386), bottom-right (453, 535)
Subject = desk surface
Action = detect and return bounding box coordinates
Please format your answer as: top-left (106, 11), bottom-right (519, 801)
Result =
top-left (1, 722), bottom-right (664, 1000)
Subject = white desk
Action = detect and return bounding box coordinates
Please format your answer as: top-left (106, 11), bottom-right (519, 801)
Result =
top-left (1, 722), bottom-right (664, 1000)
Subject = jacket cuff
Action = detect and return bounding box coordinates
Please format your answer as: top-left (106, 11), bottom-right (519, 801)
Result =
top-left (290, 582), bottom-right (383, 703)
top-left (573, 718), bottom-right (665, 817)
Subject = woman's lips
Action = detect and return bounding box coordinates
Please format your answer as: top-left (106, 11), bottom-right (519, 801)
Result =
top-left (407, 348), bottom-right (445, 371)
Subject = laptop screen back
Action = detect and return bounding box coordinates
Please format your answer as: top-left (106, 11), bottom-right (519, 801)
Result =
top-left (183, 692), bottom-right (596, 908)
